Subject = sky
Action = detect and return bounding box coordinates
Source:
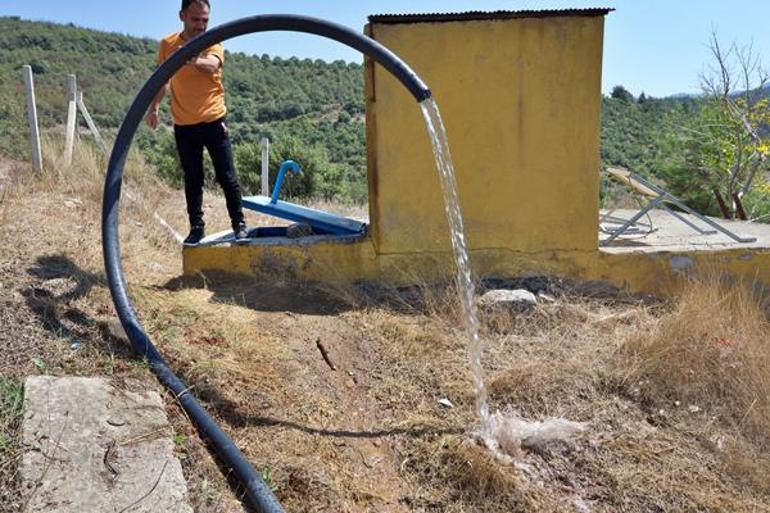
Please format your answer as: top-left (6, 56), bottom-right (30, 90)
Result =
top-left (2, 0), bottom-right (770, 97)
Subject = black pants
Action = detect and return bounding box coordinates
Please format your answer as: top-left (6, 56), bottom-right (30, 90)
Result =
top-left (174, 117), bottom-right (245, 228)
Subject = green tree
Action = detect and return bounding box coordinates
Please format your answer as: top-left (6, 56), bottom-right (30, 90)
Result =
top-left (610, 85), bottom-right (635, 103)
top-left (234, 136), bottom-right (336, 199)
top-left (662, 32), bottom-right (770, 218)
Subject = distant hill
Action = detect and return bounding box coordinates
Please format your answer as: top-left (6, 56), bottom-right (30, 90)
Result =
top-left (0, 17), bottom-right (364, 128)
top-left (600, 92), bottom-right (704, 178)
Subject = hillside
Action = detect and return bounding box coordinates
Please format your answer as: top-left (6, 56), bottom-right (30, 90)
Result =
top-left (0, 16), bottom-right (367, 201)
top-left (600, 94), bottom-right (702, 178)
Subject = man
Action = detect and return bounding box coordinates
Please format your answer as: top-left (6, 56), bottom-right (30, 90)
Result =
top-left (145, 0), bottom-right (247, 245)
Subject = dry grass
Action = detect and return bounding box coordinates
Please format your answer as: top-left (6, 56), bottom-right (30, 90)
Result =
top-left (618, 274), bottom-right (770, 448)
top-left (301, 197), bottom-right (369, 223)
top-left (2, 137), bottom-right (770, 511)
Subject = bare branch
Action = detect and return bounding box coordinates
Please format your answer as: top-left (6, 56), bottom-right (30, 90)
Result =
top-left (740, 160), bottom-right (762, 197)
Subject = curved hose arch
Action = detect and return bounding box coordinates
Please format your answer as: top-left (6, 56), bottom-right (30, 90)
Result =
top-left (102, 15), bottom-right (432, 513)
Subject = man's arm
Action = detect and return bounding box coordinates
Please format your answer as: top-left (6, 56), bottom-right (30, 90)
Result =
top-left (189, 53), bottom-right (221, 75)
top-left (144, 83), bottom-right (169, 130)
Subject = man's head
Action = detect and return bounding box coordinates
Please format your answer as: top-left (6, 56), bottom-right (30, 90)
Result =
top-left (179, 0), bottom-right (210, 39)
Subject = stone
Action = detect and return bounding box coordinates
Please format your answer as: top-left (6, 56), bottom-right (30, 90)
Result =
top-left (478, 289), bottom-right (537, 313)
top-left (286, 222), bottom-right (314, 239)
top-left (20, 376), bottom-right (193, 513)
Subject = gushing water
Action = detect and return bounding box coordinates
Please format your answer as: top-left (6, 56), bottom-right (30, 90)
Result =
top-left (419, 98), bottom-right (584, 460)
top-left (420, 98), bottom-right (489, 423)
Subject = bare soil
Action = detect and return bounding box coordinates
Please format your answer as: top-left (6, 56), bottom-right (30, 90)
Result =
top-left (1, 154), bottom-right (769, 512)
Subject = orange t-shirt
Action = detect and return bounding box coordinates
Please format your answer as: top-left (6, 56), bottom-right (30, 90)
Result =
top-left (157, 32), bottom-right (226, 126)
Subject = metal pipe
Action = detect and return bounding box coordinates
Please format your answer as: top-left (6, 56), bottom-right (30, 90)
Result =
top-left (270, 160), bottom-right (301, 204)
top-left (102, 15), bottom-right (433, 512)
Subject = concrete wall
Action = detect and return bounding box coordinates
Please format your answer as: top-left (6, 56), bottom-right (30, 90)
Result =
top-left (365, 15), bottom-right (605, 257)
top-left (184, 237), bottom-right (770, 297)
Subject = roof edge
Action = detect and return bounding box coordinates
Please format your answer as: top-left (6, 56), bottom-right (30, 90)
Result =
top-left (368, 9), bottom-right (614, 25)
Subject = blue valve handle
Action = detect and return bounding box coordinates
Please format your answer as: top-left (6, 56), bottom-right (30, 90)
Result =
top-left (270, 160), bottom-right (302, 204)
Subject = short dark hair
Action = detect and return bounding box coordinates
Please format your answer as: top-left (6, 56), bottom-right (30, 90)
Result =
top-left (181, 0), bottom-right (209, 11)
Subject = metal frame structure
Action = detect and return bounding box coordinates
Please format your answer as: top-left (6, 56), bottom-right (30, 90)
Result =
top-left (600, 167), bottom-right (756, 246)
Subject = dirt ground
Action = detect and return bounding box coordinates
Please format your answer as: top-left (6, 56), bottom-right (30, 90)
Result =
top-left (1, 152), bottom-right (770, 513)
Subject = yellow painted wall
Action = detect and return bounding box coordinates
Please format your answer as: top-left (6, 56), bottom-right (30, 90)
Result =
top-left (184, 239), bottom-right (770, 298)
top-left (184, 237), bottom-right (379, 282)
top-left (365, 15), bottom-right (605, 256)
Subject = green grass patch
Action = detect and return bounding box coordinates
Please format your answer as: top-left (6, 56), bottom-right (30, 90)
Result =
top-left (0, 378), bottom-right (24, 453)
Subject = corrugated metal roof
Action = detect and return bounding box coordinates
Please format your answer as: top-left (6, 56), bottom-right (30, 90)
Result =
top-left (368, 9), bottom-right (613, 24)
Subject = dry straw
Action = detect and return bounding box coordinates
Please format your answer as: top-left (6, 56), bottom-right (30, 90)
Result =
top-left (619, 271), bottom-right (770, 449)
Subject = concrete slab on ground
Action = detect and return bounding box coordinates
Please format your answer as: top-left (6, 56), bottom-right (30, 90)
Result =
top-left (20, 376), bottom-right (192, 513)
top-left (599, 208), bottom-right (770, 253)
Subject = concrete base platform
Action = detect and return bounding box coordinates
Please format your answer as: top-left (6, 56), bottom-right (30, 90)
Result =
top-left (20, 376), bottom-right (192, 513)
top-left (182, 207), bottom-right (770, 297)
top-left (600, 209), bottom-right (768, 252)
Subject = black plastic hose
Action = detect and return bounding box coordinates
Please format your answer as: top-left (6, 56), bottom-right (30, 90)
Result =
top-left (102, 15), bottom-right (432, 513)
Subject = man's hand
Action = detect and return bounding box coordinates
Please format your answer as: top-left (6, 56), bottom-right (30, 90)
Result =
top-left (144, 109), bottom-right (160, 130)
top-left (187, 53), bottom-right (221, 74)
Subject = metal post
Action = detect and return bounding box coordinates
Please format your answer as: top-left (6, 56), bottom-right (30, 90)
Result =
top-left (64, 74), bottom-right (77, 165)
top-left (22, 65), bottom-right (43, 174)
top-left (77, 92), bottom-right (108, 157)
top-left (261, 137), bottom-right (270, 196)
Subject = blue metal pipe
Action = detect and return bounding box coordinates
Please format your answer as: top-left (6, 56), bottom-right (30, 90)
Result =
top-left (102, 15), bottom-right (433, 513)
top-left (270, 160), bottom-right (301, 204)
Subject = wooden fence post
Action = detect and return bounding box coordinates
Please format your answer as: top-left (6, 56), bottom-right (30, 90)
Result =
top-left (261, 137), bottom-right (270, 196)
top-left (64, 74), bottom-right (77, 165)
top-left (77, 92), bottom-right (108, 157)
top-left (22, 65), bottom-right (43, 174)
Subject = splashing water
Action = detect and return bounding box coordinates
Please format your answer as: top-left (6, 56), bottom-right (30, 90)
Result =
top-left (419, 98), bottom-right (584, 460)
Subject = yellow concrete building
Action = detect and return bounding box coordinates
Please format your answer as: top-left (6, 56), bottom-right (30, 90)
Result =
top-left (184, 9), bottom-right (770, 295)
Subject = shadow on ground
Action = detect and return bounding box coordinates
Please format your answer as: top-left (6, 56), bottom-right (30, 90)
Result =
top-left (161, 271), bottom-right (358, 316)
top-left (22, 254), bottom-right (133, 359)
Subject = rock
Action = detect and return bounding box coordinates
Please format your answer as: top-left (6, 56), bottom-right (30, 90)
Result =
top-left (478, 289), bottom-right (537, 313)
top-left (20, 376), bottom-right (193, 513)
top-left (286, 222), bottom-right (314, 239)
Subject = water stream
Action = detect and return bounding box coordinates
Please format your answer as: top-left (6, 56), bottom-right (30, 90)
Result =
top-left (419, 98), bottom-right (489, 424)
top-left (419, 98), bottom-right (584, 460)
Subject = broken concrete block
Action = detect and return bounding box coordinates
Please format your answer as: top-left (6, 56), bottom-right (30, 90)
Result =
top-left (20, 376), bottom-right (192, 513)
